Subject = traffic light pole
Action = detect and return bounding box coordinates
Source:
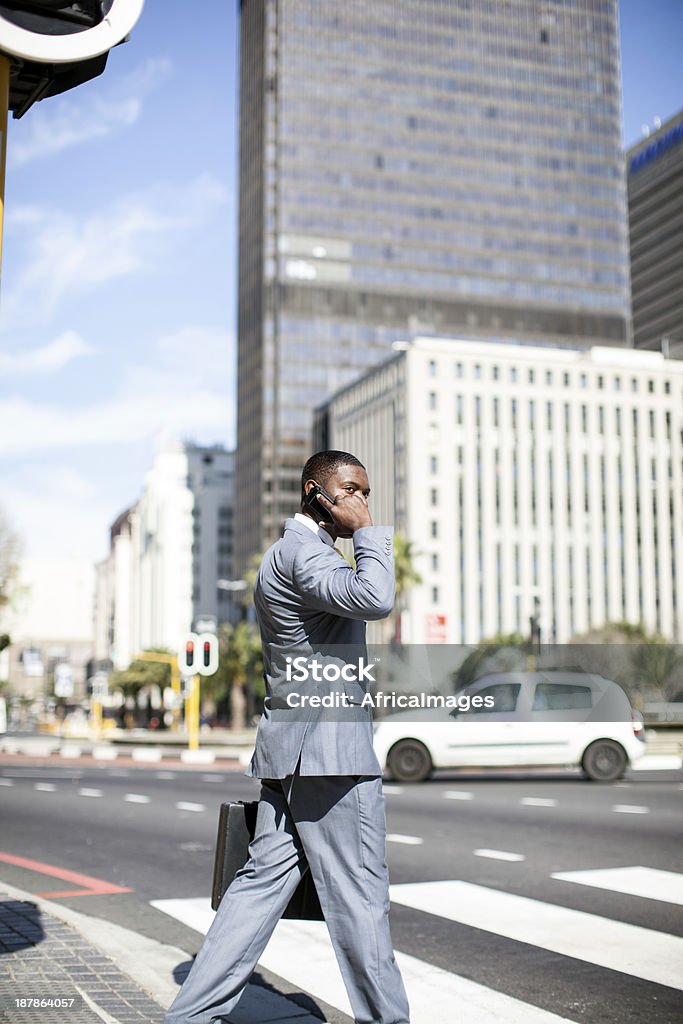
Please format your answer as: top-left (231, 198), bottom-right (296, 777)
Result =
top-left (0, 54), bottom-right (9, 285)
top-left (185, 675), bottom-right (200, 751)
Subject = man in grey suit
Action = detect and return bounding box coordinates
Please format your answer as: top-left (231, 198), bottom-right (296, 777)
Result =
top-left (165, 450), bottom-right (410, 1024)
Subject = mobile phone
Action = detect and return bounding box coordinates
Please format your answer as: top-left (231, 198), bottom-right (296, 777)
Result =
top-left (304, 483), bottom-right (336, 522)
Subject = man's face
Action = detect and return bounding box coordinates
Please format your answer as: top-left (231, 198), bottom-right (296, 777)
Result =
top-left (304, 463), bottom-right (371, 539)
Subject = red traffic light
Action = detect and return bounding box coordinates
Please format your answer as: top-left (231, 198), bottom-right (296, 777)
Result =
top-left (179, 632), bottom-right (218, 676)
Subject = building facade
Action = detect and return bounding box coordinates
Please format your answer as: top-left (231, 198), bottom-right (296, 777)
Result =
top-left (236, 0), bottom-right (631, 566)
top-left (94, 443), bottom-right (236, 670)
top-left (317, 338), bottom-right (683, 644)
top-left (0, 557), bottom-right (95, 700)
top-left (627, 109), bottom-right (683, 358)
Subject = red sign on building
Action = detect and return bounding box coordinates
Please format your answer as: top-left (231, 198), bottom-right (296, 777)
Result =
top-left (426, 614), bottom-right (447, 643)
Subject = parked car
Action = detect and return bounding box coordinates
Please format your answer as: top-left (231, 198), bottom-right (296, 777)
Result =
top-left (373, 670), bottom-right (646, 782)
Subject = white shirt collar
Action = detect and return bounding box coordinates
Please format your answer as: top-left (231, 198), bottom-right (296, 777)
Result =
top-left (294, 512), bottom-right (334, 547)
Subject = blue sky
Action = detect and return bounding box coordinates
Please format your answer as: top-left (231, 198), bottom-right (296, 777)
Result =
top-left (0, 1), bottom-right (681, 563)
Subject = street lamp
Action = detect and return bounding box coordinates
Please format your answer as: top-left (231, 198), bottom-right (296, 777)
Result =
top-left (217, 578), bottom-right (249, 625)
top-left (216, 579), bottom-right (248, 592)
top-left (511, 586), bottom-right (542, 664)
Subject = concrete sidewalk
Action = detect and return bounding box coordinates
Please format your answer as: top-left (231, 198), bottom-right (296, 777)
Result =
top-left (0, 883), bottom-right (331, 1024)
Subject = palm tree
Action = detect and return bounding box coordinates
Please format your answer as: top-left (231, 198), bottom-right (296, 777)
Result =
top-left (391, 533), bottom-right (422, 645)
top-left (213, 620), bottom-right (264, 729)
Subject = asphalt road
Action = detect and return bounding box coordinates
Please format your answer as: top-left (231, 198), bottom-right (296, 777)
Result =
top-left (0, 761), bottom-right (681, 1023)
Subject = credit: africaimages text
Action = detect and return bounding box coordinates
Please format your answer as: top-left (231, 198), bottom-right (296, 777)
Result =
top-left (284, 691), bottom-right (495, 711)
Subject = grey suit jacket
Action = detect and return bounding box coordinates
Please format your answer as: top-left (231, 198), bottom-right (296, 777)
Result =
top-left (246, 518), bottom-right (395, 779)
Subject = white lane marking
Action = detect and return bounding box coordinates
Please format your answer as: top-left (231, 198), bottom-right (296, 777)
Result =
top-left (386, 833), bottom-right (424, 846)
top-left (520, 797), bottom-right (558, 807)
top-left (381, 785), bottom-right (403, 794)
top-left (390, 880), bottom-right (683, 991)
top-left (124, 793), bottom-right (151, 804)
top-left (612, 804), bottom-right (649, 814)
top-left (551, 866), bottom-right (683, 906)
top-left (201, 774), bottom-right (224, 783)
top-left (78, 788), bottom-right (103, 798)
top-left (176, 801), bottom-right (206, 813)
top-left (475, 849), bottom-right (526, 862)
top-left (151, 898), bottom-right (576, 1024)
top-left (34, 782), bottom-right (56, 792)
top-left (635, 755), bottom-right (683, 771)
top-left (156, 771), bottom-right (176, 780)
top-left (444, 790), bottom-right (474, 800)
top-left (0, 779), bottom-right (14, 786)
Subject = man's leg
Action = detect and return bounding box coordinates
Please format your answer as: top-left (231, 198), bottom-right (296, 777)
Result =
top-left (287, 774), bottom-right (410, 1024)
top-left (165, 780), bottom-right (306, 1024)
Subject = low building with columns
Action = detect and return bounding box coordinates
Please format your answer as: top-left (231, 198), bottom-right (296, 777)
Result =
top-left (315, 337), bottom-right (683, 644)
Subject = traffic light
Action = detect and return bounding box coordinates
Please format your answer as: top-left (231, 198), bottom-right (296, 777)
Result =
top-left (178, 632), bottom-right (219, 677)
top-left (0, 0), bottom-right (144, 117)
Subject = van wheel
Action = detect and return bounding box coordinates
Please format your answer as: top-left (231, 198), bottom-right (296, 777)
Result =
top-left (387, 740), bottom-right (432, 782)
top-left (582, 740), bottom-right (627, 782)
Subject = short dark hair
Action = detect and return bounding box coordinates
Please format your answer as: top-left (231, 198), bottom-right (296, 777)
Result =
top-left (300, 450), bottom-right (365, 502)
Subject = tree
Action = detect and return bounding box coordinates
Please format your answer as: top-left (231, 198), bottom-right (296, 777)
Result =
top-left (452, 634), bottom-right (528, 692)
top-left (391, 533), bottom-right (422, 645)
top-left (109, 654), bottom-right (171, 728)
top-left (567, 622), bottom-right (682, 707)
top-left (632, 641), bottom-right (683, 703)
top-left (0, 508), bottom-right (22, 672)
top-left (0, 505), bottom-right (21, 611)
top-left (210, 621), bottom-right (264, 728)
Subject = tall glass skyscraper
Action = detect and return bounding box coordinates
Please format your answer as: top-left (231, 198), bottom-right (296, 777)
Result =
top-left (236, 0), bottom-right (631, 566)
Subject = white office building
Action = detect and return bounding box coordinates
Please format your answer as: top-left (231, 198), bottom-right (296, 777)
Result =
top-left (317, 338), bottom-right (683, 644)
top-left (95, 442), bottom-right (235, 669)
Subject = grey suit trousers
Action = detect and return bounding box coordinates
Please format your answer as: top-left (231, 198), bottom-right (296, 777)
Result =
top-left (165, 773), bottom-right (410, 1024)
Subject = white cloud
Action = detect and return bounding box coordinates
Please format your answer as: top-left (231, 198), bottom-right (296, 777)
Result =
top-left (9, 57), bottom-right (172, 168)
top-left (0, 325), bottom-right (235, 459)
top-left (0, 330), bottom-right (94, 375)
top-left (1, 464), bottom-right (112, 562)
top-left (2, 174), bottom-right (230, 325)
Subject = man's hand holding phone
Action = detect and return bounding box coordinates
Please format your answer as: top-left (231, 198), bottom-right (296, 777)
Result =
top-left (316, 488), bottom-right (372, 536)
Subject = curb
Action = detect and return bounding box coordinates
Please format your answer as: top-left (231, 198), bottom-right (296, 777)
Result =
top-left (0, 878), bottom-right (186, 1010)
top-left (0, 880), bottom-right (342, 1023)
top-left (0, 740), bottom-right (255, 763)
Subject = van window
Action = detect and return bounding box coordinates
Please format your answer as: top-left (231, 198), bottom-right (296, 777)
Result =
top-left (532, 683), bottom-right (592, 711)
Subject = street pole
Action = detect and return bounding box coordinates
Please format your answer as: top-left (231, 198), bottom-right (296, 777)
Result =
top-left (0, 54), bottom-right (9, 288)
top-left (90, 698), bottom-right (102, 740)
top-left (185, 675), bottom-right (200, 751)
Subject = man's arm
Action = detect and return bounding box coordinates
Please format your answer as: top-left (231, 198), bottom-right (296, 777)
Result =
top-left (292, 528), bottom-right (395, 620)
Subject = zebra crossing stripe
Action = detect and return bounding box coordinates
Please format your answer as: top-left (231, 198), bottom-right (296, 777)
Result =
top-left (390, 880), bottom-right (683, 991)
top-left (150, 899), bottom-right (576, 1024)
top-left (551, 866), bottom-right (683, 906)
top-left (267, 920), bottom-right (578, 1024)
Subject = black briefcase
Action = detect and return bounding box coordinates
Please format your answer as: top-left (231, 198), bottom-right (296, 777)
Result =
top-left (210, 801), bottom-right (324, 920)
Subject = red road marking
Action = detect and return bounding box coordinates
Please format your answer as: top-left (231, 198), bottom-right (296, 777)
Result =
top-left (0, 851), bottom-right (132, 898)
